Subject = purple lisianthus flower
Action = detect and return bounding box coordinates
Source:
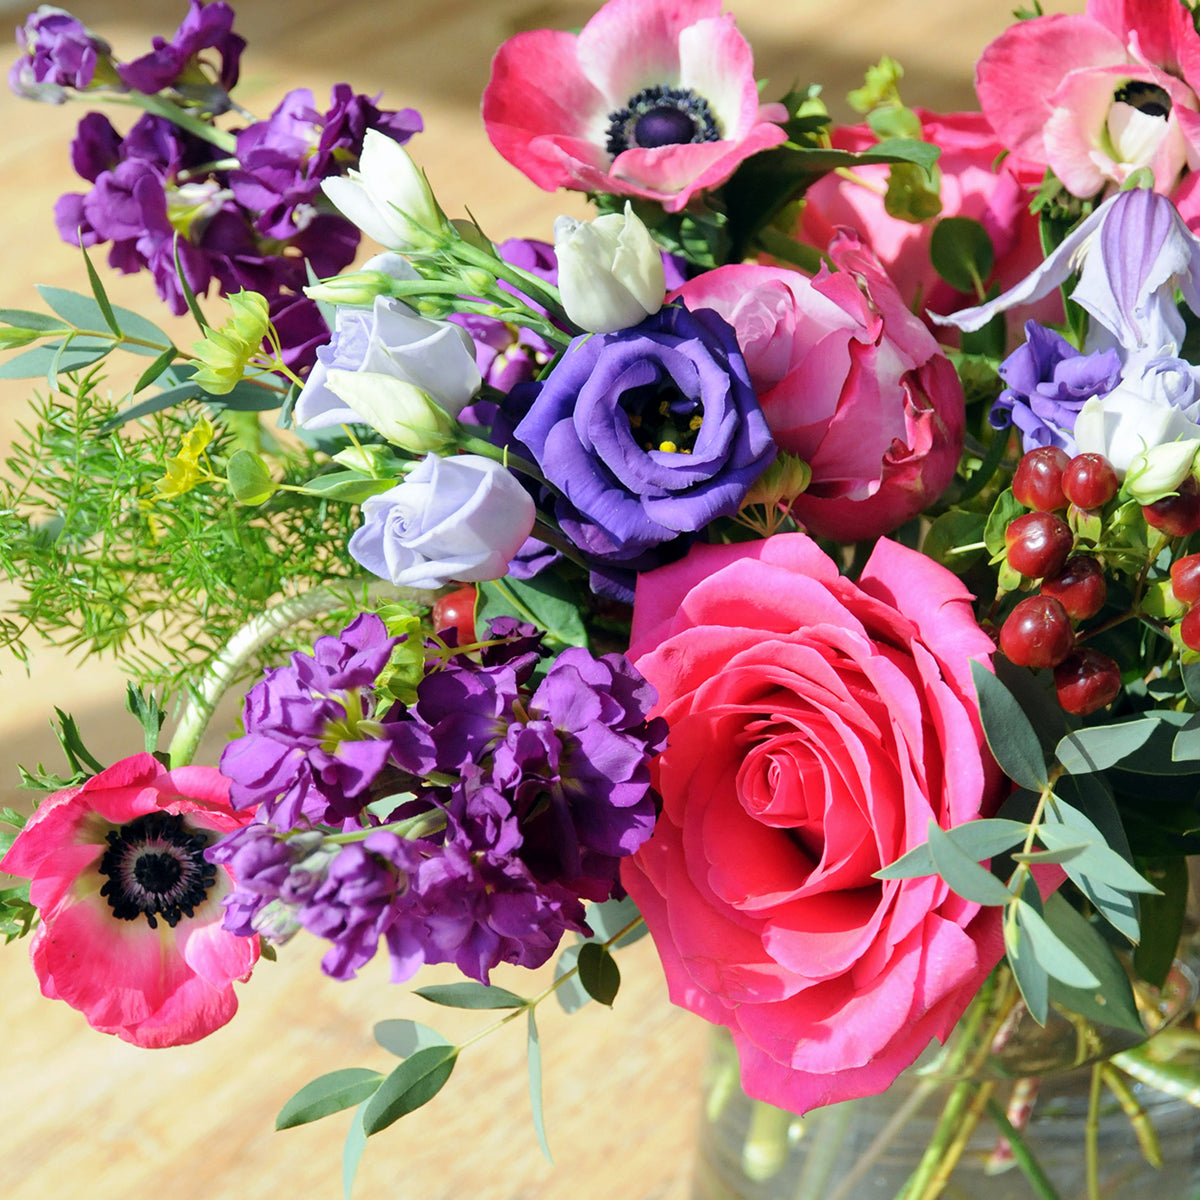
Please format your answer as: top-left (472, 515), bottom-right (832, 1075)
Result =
top-left (990, 321), bottom-right (1122, 454)
top-left (117, 0), bottom-right (245, 96)
top-left (219, 613), bottom-right (430, 826)
top-left (10, 6), bottom-right (111, 101)
top-left (506, 303), bottom-right (775, 564)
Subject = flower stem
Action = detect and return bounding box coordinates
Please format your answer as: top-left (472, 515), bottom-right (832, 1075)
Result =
top-left (105, 91), bottom-right (238, 154)
top-left (1085, 1062), bottom-right (1103, 1200)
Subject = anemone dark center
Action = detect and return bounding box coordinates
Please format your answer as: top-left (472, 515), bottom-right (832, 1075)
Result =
top-left (623, 382), bottom-right (703, 454)
top-left (606, 86), bottom-right (721, 156)
top-left (1113, 81), bottom-right (1172, 119)
top-left (98, 811), bottom-right (216, 929)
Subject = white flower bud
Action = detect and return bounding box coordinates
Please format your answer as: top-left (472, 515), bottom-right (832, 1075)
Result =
top-left (553, 202), bottom-right (665, 333)
top-left (323, 370), bottom-right (457, 453)
top-left (1124, 440), bottom-right (1200, 504)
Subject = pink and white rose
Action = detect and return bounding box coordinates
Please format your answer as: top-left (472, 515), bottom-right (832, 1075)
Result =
top-left (622, 533), bottom-right (1006, 1114)
top-left (671, 234), bottom-right (965, 541)
top-left (481, 0), bottom-right (787, 213)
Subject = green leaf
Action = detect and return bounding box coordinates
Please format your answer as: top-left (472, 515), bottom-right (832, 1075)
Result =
top-left (984, 488), bottom-right (1024, 557)
top-left (1038, 823), bottom-right (1159, 895)
top-left (362, 1045), bottom-right (458, 1135)
top-left (372, 1020), bottom-right (450, 1059)
top-left (1133, 856), bottom-right (1191, 988)
top-left (226, 449), bottom-right (277, 505)
top-left (971, 661), bottom-right (1049, 791)
top-left (79, 242), bottom-right (122, 337)
top-left (174, 234), bottom-right (209, 331)
top-left (930, 216), bottom-right (995, 294)
top-left (477, 574), bottom-right (588, 650)
top-left (1043, 893), bottom-right (1144, 1035)
top-left (342, 1101), bottom-right (369, 1200)
top-left (875, 818), bottom-right (1028, 879)
top-left (275, 1068), bottom-right (384, 1130)
top-left (1015, 898), bottom-right (1101, 989)
top-left (0, 336), bottom-right (112, 379)
top-left (583, 893), bottom-right (646, 947)
top-left (414, 981), bottom-right (528, 1009)
top-left (0, 308), bottom-right (69, 332)
top-left (921, 509), bottom-right (986, 570)
top-left (300, 470), bottom-right (397, 503)
top-left (131, 345), bottom-right (180, 395)
top-left (1055, 718), bottom-right (1160, 774)
top-left (553, 944), bottom-right (591, 1014)
top-left (926, 820), bottom-right (1013, 905)
top-left (35, 285), bottom-right (170, 353)
top-left (576, 941), bottom-right (620, 1007)
top-left (1006, 876), bottom-right (1049, 1024)
top-left (883, 161), bottom-right (942, 223)
top-left (1173, 714), bottom-right (1200, 762)
top-left (1011, 844), bottom-right (1086, 866)
top-left (527, 1010), bottom-right (552, 1163)
top-left (124, 684), bottom-right (166, 753)
top-left (1109, 711), bottom-right (1200, 776)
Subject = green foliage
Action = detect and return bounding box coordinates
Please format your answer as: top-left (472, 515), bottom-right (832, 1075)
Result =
top-left (362, 1045), bottom-right (459, 1135)
top-left (576, 942), bottom-right (621, 1007)
top-left (275, 1068), bottom-right (385, 1131)
top-left (413, 981), bottom-right (528, 1009)
top-left (930, 217), bottom-right (995, 295)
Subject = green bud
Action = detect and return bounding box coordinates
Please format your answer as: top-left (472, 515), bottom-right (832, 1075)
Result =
top-left (190, 291), bottom-right (271, 394)
top-left (741, 453), bottom-right (812, 510)
top-left (304, 271), bottom-right (395, 306)
top-left (332, 444), bottom-right (396, 475)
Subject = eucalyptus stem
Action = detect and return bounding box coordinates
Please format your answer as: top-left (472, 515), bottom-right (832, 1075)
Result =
top-left (167, 580), bottom-right (423, 767)
top-left (1085, 1062), bottom-right (1103, 1200)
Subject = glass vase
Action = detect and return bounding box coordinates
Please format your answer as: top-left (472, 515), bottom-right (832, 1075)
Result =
top-left (694, 957), bottom-right (1200, 1200)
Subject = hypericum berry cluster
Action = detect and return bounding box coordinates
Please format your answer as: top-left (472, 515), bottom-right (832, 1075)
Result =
top-left (1000, 447), bottom-right (1123, 715)
top-left (1171, 554), bottom-right (1200, 653)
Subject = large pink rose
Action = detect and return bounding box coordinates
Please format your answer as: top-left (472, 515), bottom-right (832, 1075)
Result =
top-left (481, 0), bottom-right (787, 213)
top-left (1, 753), bottom-right (259, 1047)
top-left (976, 0), bottom-right (1200, 226)
top-left (621, 533), bottom-right (1006, 1114)
top-left (671, 236), bottom-right (965, 541)
top-left (800, 110), bottom-right (1056, 331)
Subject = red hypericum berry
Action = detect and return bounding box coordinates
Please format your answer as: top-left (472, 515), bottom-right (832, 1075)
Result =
top-left (1000, 595), bottom-right (1075, 669)
top-left (1012, 446), bottom-right (1071, 511)
top-left (431, 585), bottom-right (477, 644)
top-left (1061, 453), bottom-right (1119, 510)
top-left (1143, 477), bottom-right (1200, 538)
top-left (1054, 648), bottom-right (1122, 715)
top-left (1170, 553), bottom-right (1200, 606)
top-left (1005, 511), bottom-right (1074, 579)
top-left (1182, 606), bottom-right (1200, 654)
top-left (1040, 555), bottom-right (1107, 621)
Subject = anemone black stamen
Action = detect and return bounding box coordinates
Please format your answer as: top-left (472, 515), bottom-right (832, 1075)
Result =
top-left (606, 85), bottom-right (722, 157)
top-left (97, 811), bottom-right (216, 929)
top-left (1113, 81), bottom-right (1172, 119)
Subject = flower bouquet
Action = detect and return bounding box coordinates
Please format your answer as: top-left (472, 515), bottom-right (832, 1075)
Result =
top-left (2, 1), bottom-right (1200, 1198)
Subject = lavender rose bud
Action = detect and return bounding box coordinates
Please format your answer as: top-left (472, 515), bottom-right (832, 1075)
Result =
top-left (349, 453), bottom-right (536, 589)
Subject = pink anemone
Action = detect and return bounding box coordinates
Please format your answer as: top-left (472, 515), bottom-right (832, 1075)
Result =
top-left (976, 0), bottom-right (1200, 223)
top-left (1, 752), bottom-right (259, 1047)
top-left (482, 0), bottom-right (787, 213)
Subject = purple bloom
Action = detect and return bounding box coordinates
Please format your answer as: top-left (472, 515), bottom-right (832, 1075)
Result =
top-left (506, 304), bottom-right (775, 565)
top-left (990, 321), bottom-right (1122, 454)
top-left (10, 6), bottom-right (111, 101)
top-left (117, 0), bottom-right (245, 96)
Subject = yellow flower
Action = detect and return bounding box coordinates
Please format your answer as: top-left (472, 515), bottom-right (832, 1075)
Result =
top-left (190, 291), bottom-right (271, 395)
top-left (149, 415), bottom-right (216, 502)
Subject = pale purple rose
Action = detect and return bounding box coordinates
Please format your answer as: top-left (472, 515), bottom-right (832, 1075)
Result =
top-left (349, 453), bottom-right (536, 590)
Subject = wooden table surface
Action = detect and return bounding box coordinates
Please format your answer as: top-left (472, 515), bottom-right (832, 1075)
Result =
top-left (0, 2), bottom-right (1082, 1197)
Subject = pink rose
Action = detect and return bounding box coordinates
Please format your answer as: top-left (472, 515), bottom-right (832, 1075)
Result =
top-left (1, 753), bottom-right (259, 1047)
top-left (800, 110), bottom-right (1056, 330)
top-left (671, 237), bottom-right (964, 541)
top-left (481, 0), bottom-right (787, 213)
top-left (976, 0), bottom-right (1200, 225)
top-left (622, 533), bottom-right (1006, 1113)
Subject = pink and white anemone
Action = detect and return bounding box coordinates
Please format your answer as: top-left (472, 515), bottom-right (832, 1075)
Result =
top-left (976, 0), bottom-right (1200, 224)
top-left (482, 0), bottom-right (787, 213)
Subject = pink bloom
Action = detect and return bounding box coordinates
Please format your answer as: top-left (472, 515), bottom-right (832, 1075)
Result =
top-left (671, 237), bottom-right (965, 541)
top-left (1, 753), bottom-right (259, 1047)
top-left (481, 0), bottom-right (787, 213)
top-left (622, 533), bottom-right (1007, 1114)
top-left (800, 110), bottom-right (1057, 332)
top-left (976, 0), bottom-right (1200, 224)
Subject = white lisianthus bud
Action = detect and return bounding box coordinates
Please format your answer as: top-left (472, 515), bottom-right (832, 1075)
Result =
top-left (323, 370), bottom-right (457, 453)
top-left (322, 129), bottom-right (444, 251)
top-left (553, 202), bottom-right (665, 333)
top-left (1124, 440), bottom-right (1200, 504)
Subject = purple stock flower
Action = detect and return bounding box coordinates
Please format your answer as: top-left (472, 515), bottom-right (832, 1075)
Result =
top-left (505, 304), bottom-right (775, 568)
top-left (990, 321), bottom-right (1122, 454)
top-left (116, 0), bottom-right (245, 96)
top-left (219, 613), bottom-right (429, 827)
top-left (10, 6), bottom-right (111, 101)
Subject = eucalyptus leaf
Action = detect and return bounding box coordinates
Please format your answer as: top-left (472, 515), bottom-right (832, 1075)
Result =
top-left (275, 1068), bottom-right (383, 1130)
top-left (342, 1101), bottom-right (369, 1200)
top-left (1015, 898), bottom-right (1101, 989)
top-left (79, 241), bottom-right (122, 337)
top-left (527, 1010), bottom-right (552, 1163)
top-left (35, 285), bottom-right (170, 353)
top-left (1173, 714), bottom-right (1200, 762)
top-left (875, 818), bottom-right (1027, 880)
top-left (372, 1019), bottom-right (450, 1059)
top-left (926, 820), bottom-right (1013, 905)
top-left (1055, 718), bottom-right (1160, 774)
top-left (583, 894), bottom-right (646, 947)
top-left (576, 941), bottom-right (621, 1007)
top-left (553, 943), bottom-right (591, 1014)
top-left (1133, 857), bottom-right (1191, 988)
top-left (971, 661), bottom-right (1049, 791)
top-left (0, 337), bottom-right (112, 380)
top-left (1006, 913), bottom-right (1050, 1025)
top-left (362, 1045), bottom-right (458, 1135)
top-left (0, 308), bottom-right (68, 332)
top-left (414, 981), bottom-right (528, 1009)
top-left (1039, 818), bottom-right (1159, 894)
top-left (131, 345), bottom-right (180, 395)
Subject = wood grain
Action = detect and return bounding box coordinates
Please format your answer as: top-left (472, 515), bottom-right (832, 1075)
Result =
top-left (0, 2), bottom-right (1080, 1196)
